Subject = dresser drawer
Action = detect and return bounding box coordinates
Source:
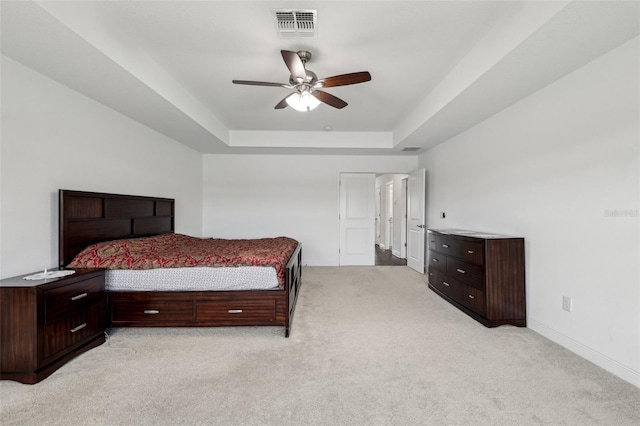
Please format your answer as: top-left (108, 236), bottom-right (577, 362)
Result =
top-left (435, 235), bottom-right (462, 257)
top-left (460, 285), bottom-right (486, 316)
top-left (195, 299), bottom-right (277, 324)
top-left (428, 251), bottom-right (446, 272)
top-left (430, 271), bottom-right (463, 302)
top-left (447, 258), bottom-right (484, 289)
top-left (462, 241), bottom-right (484, 265)
top-left (45, 277), bottom-right (104, 322)
top-left (428, 231), bottom-right (436, 251)
top-left (44, 304), bottom-right (103, 359)
top-left (111, 300), bottom-right (193, 322)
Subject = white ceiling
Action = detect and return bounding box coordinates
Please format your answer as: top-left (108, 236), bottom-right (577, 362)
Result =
top-left (2, 1), bottom-right (638, 155)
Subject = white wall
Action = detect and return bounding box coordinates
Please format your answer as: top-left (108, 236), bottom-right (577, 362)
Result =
top-left (418, 38), bottom-right (639, 386)
top-left (202, 155), bottom-right (417, 266)
top-left (0, 56), bottom-right (203, 278)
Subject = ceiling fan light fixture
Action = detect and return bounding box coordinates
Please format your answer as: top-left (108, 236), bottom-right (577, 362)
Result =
top-left (286, 90), bottom-right (320, 112)
top-left (232, 50), bottom-right (371, 111)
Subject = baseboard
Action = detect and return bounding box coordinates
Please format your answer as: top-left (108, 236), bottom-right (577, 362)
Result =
top-left (528, 318), bottom-right (639, 388)
top-left (391, 248), bottom-right (402, 258)
top-left (303, 259), bottom-right (338, 266)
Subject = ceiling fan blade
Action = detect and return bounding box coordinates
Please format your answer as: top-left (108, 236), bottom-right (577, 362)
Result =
top-left (232, 80), bottom-right (286, 87)
top-left (274, 95), bottom-right (289, 109)
top-left (321, 71), bottom-right (371, 87)
top-left (281, 50), bottom-right (306, 81)
top-left (313, 90), bottom-right (348, 109)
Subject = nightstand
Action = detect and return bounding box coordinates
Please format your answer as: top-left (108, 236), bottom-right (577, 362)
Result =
top-left (0, 268), bottom-right (106, 384)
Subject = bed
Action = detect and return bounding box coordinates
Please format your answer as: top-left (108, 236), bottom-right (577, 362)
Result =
top-left (58, 190), bottom-right (302, 337)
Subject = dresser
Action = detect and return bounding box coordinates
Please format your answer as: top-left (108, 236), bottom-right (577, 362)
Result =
top-left (0, 268), bottom-right (106, 384)
top-left (427, 229), bottom-right (526, 327)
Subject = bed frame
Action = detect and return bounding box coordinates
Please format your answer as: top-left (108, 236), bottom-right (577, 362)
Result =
top-left (59, 190), bottom-right (302, 337)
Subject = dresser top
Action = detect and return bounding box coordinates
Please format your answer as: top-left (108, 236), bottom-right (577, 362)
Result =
top-left (429, 229), bottom-right (520, 239)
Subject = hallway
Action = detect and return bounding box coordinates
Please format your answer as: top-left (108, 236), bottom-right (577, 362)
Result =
top-left (374, 245), bottom-right (407, 266)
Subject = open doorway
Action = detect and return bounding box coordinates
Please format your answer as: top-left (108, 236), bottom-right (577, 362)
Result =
top-left (375, 173), bottom-right (408, 266)
top-left (339, 170), bottom-right (426, 271)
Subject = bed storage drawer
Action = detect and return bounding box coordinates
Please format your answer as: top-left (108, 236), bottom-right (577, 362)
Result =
top-left (110, 296), bottom-right (193, 323)
top-left (195, 299), bottom-right (277, 324)
top-left (108, 291), bottom-right (288, 327)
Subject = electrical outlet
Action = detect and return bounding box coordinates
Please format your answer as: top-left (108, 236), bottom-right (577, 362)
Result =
top-left (562, 296), bottom-right (572, 312)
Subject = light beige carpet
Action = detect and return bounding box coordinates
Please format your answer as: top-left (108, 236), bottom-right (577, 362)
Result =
top-left (1, 266), bottom-right (639, 425)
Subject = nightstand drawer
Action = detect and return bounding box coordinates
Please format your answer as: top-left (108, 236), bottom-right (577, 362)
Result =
top-left (45, 277), bottom-right (104, 322)
top-left (44, 304), bottom-right (103, 359)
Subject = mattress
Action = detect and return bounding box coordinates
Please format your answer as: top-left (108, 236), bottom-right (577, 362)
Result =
top-left (105, 266), bottom-right (279, 292)
top-left (68, 233), bottom-right (299, 289)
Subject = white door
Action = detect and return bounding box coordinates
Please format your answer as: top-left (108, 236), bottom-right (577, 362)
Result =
top-left (375, 185), bottom-right (381, 245)
top-left (385, 181), bottom-right (393, 250)
top-left (339, 173), bottom-right (375, 265)
top-left (399, 178), bottom-right (408, 259)
top-left (406, 168), bottom-right (426, 273)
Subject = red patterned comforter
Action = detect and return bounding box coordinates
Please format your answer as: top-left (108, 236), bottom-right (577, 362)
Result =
top-left (67, 233), bottom-right (299, 288)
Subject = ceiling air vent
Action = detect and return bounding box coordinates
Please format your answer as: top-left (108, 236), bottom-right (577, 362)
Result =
top-left (402, 147), bottom-right (421, 152)
top-left (273, 9), bottom-right (317, 38)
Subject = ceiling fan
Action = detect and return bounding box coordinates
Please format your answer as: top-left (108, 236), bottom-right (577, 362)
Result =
top-left (232, 50), bottom-right (371, 112)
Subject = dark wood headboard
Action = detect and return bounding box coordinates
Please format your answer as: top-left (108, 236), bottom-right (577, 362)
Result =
top-left (59, 190), bottom-right (175, 268)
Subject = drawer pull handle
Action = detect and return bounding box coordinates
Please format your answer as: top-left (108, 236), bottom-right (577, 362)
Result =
top-left (228, 309), bottom-right (243, 314)
top-left (467, 250), bottom-right (475, 254)
top-left (442, 244), bottom-right (450, 248)
top-left (70, 292), bottom-right (88, 301)
top-left (144, 309), bottom-right (160, 314)
top-left (468, 295), bottom-right (475, 299)
top-left (432, 258), bottom-right (439, 263)
top-left (70, 323), bottom-right (86, 333)
top-left (456, 268), bottom-right (466, 274)
top-left (443, 281), bottom-right (450, 287)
